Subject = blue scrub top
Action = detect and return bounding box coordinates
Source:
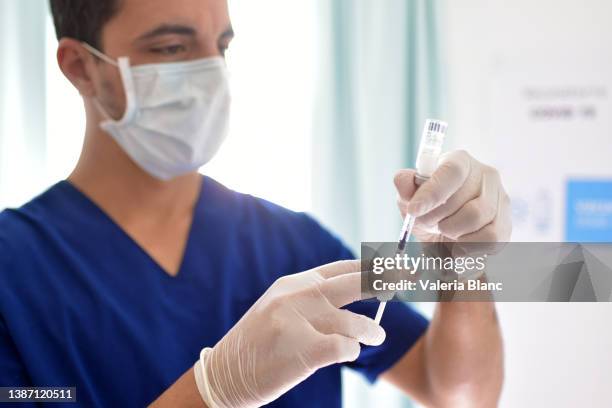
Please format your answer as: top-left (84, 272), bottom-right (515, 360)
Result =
top-left (0, 177), bottom-right (428, 407)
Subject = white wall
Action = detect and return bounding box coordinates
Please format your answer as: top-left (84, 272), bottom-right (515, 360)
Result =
top-left (0, 1), bottom-right (47, 208)
top-left (443, 0), bottom-right (612, 406)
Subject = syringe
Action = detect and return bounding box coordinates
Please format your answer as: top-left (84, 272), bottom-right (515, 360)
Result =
top-left (374, 119), bottom-right (448, 325)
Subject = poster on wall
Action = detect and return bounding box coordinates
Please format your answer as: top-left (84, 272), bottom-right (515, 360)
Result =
top-left (487, 56), bottom-right (612, 242)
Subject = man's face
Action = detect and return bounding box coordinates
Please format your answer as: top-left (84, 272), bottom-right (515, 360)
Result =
top-left (90, 0), bottom-right (233, 119)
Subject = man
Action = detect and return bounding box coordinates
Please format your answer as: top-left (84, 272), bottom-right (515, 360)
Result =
top-left (0, 0), bottom-right (511, 406)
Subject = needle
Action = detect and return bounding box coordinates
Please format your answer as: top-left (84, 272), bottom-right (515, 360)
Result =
top-left (374, 214), bottom-right (416, 324)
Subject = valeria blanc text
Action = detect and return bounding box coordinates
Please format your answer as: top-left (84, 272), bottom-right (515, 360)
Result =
top-left (372, 279), bottom-right (503, 292)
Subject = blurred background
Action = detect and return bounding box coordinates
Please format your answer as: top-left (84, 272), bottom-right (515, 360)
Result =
top-left (1, 0), bottom-right (612, 406)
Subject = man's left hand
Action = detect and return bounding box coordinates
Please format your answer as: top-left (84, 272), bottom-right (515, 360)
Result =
top-left (394, 150), bottom-right (512, 243)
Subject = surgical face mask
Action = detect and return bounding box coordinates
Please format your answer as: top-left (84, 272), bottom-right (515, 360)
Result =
top-left (82, 43), bottom-right (231, 181)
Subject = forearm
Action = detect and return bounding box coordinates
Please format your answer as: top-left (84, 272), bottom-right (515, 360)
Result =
top-left (424, 300), bottom-right (503, 407)
top-left (392, 150), bottom-right (510, 406)
top-left (149, 367), bottom-right (208, 408)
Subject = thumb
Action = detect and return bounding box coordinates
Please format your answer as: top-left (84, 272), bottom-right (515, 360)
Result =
top-left (395, 169), bottom-right (418, 218)
top-left (394, 169), bottom-right (419, 201)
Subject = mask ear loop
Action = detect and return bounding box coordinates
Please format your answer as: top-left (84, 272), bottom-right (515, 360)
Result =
top-left (81, 42), bottom-right (118, 66)
top-left (81, 43), bottom-right (138, 126)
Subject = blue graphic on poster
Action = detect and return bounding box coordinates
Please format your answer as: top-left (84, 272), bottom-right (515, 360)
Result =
top-left (566, 180), bottom-right (612, 242)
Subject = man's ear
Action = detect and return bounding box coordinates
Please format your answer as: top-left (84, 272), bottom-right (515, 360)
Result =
top-left (56, 38), bottom-right (97, 97)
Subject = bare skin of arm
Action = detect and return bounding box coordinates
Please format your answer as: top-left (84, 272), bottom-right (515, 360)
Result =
top-left (149, 368), bottom-right (208, 408)
top-left (382, 301), bottom-right (503, 408)
top-left (385, 153), bottom-right (511, 407)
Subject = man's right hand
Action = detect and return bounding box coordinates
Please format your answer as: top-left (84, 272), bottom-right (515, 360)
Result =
top-left (193, 260), bottom-right (386, 408)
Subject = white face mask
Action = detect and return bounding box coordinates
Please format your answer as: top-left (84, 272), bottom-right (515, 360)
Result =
top-left (82, 43), bottom-right (231, 181)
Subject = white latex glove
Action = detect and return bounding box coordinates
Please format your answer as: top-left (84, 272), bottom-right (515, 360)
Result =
top-left (394, 150), bottom-right (512, 243)
top-left (193, 260), bottom-right (385, 408)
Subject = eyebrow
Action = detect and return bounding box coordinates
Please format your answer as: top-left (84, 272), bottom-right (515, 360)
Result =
top-left (136, 24), bottom-right (234, 45)
top-left (137, 24), bottom-right (197, 41)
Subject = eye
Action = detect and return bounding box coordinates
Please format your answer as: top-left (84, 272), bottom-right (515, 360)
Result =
top-left (149, 44), bottom-right (187, 55)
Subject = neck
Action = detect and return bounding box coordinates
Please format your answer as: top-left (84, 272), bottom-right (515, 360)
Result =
top-left (69, 103), bottom-right (202, 222)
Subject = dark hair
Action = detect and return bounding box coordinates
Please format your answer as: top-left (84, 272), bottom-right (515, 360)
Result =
top-left (49, 0), bottom-right (121, 50)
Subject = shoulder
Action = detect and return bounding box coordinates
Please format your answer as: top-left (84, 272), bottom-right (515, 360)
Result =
top-left (204, 177), bottom-right (354, 265)
top-left (0, 183), bottom-right (68, 270)
top-left (0, 208), bottom-right (34, 283)
top-left (0, 209), bottom-right (27, 261)
top-left (0, 221), bottom-right (9, 265)
top-left (0, 212), bottom-right (18, 313)
top-left (0, 181), bottom-right (69, 229)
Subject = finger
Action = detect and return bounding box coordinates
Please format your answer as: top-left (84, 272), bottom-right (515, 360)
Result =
top-left (458, 191), bottom-right (512, 243)
top-left (407, 150), bottom-right (472, 217)
top-left (317, 260), bottom-right (361, 279)
top-left (310, 309), bottom-right (386, 346)
top-left (319, 271), bottom-right (370, 307)
top-left (451, 239), bottom-right (507, 259)
top-left (397, 196), bottom-right (411, 218)
top-left (313, 334), bottom-right (361, 366)
top-left (394, 169), bottom-right (419, 201)
top-left (438, 184), bottom-right (498, 240)
top-left (457, 223), bottom-right (498, 242)
top-left (415, 173), bottom-right (481, 228)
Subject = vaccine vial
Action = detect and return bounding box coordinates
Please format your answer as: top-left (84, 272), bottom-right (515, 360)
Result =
top-left (415, 119), bottom-right (448, 185)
